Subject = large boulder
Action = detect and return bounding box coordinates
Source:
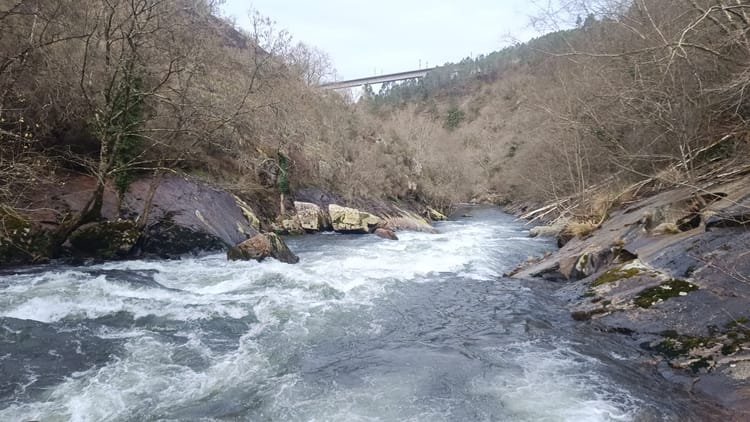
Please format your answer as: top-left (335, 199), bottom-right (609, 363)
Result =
top-left (271, 218), bottom-right (305, 236)
top-left (227, 233), bottom-right (299, 264)
top-left (294, 201), bottom-right (331, 232)
top-left (123, 176), bottom-right (260, 256)
top-left (69, 220), bottom-right (140, 259)
top-left (328, 204), bottom-right (381, 234)
top-left (374, 227), bottom-right (398, 240)
top-left (140, 220), bottom-right (226, 256)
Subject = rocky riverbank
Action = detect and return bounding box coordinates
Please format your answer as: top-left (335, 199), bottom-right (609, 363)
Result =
top-left (0, 175), bottom-right (446, 268)
top-left (512, 173), bottom-right (750, 418)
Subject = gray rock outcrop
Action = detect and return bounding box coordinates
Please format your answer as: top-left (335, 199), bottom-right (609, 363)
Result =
top-left (328, 204), bottom-right (381, 234)
top-left (227, 233), bottom-right (299, 264)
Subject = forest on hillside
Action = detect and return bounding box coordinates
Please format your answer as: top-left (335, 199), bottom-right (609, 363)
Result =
top-left (366, 0), bottom-right (750, 228)
top-left (1, 0), bottom-right (749, 251)
top-left (0, 0), bottom-right (444, 253)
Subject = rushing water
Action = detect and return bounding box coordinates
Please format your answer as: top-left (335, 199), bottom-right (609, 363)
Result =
top-left (0, 207), bottom-right (719, 421)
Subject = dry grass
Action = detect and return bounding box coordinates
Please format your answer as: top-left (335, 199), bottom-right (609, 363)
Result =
top-left (563, 220), bottom-right (599, 238)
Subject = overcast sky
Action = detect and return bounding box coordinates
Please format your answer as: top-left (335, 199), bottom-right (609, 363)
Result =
top-left (221, 1), bottom-right (545, 81)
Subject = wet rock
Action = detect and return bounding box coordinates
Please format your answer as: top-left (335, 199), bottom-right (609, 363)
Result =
top-left (227, 233), bottom-right (299, 264)
top-left (141, 219), bottom-right (226, 256)
top-left (26, 174), bottom-right (261, 258)
top-left (512, 175), bottom-right (750, 416)
top-left (69, 220), bottom-right (140, 259)
top-left (374, 228), bottom-right (398, 240)
top-left (381, 207), bottom-right (437, 233)
top-left (328, 204), bottom-right (381, 234)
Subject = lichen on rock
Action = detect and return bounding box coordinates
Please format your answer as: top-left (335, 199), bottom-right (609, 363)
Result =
top-left (592, 261), bottom-right (647, 287)
top-left (69, 220), bottom-right (140, 259)
top-left (328, 204), bottom-right (381, 234)
top-left (294, 201), bottom-right (331, 232)
top-left (0, 208), bottom-right (51, 265)
top-left (633, 278), bottom-right (698, 308)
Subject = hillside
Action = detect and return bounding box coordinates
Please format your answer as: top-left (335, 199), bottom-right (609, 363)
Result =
top-left (364, 0), bottom-right (750, 227)
top-left (0, 0), bottom-right (447, 264)
top-left (2, 0), bottom-right (749, 266)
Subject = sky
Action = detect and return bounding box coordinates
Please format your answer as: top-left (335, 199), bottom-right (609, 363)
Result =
top-left (220, 1), bottom-right (546, 81)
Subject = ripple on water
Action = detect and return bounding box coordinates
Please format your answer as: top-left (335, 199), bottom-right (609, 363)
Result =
top-left (0, 207), bottom-right (716, 421)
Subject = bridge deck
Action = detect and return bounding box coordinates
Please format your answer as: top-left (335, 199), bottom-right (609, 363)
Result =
top-left (320, 68), bottom-right (432, 90)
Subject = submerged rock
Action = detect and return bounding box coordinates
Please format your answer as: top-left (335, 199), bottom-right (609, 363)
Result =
top-left (373, 227), bottom-right (398, 240)
top-left (328, 204), bottom-right (381, 234)
top-left (227, 233), bottom-right (299, 264)
top-left (382, 210), bottom-right (437, 233)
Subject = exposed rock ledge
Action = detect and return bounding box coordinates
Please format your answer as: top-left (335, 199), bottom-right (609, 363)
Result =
top-left (271, 187), bottom-right (443, 237)
top-left (513, 174), bottom-right (750, 418)
top-left (2, 176), bottom-right (446, 267)
top-left (2, 174), bottom-right (271, 265)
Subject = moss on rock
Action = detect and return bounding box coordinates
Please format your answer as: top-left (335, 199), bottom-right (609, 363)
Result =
top-left (633, 278), bottom-right (698, 308)
top-left (0, 208), bottom-right (52, 266)
top-left (69, 220), bottom-right (140, 259)
top-left (142, 220), bottom-right (226, 256)
top-left (591, 264), bottom-right (642, 287)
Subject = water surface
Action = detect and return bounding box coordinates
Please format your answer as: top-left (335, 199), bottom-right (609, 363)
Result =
top-left (0, 207), bottom-right (718, 421)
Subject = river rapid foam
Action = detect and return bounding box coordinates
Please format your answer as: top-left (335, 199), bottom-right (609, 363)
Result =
top-left (0, 207), bottom-right (717, 421)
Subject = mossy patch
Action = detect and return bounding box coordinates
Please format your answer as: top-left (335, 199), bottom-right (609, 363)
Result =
top-left (653, 333), bottom-right (716, 373)
top-left (591, 265), bottom-right (642, 287)
top-left (689, 356), bottom-right (714, 373)
top-left (725, 317), bottom-right (749, 329)
top-left (650, 319), bottom-right (750, 374)
top-left (0, 208), bottom-right (52, 266)
top-left (720, 318), bottom-right (750, 356)
top-left (143, 220), bottom-right (226, 256)
top-left (69, 220), bottom-right (140, 259)
top-left (633, 278), bottom-right (698, 308)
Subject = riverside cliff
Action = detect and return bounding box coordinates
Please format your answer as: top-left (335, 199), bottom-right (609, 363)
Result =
top-left (0, 173), bottom-right (444, 268)
top-left (513, 172), bottom-right (750, 416)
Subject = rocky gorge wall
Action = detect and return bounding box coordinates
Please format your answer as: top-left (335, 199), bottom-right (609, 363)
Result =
top-left (513, 173), bottom-right (750, 418)
top-left (0, 174), bottom-right (446, 268)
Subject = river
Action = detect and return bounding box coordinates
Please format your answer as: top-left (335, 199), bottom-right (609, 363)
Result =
top-left (0, 207), bottom-right (718, 421)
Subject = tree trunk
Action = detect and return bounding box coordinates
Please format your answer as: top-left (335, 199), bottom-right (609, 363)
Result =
top-left (137, 169), bottom-right (164, 231)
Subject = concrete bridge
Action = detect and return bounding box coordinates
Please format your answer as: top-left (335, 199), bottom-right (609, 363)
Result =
top-left (320, 68), bottom-right (433, 90)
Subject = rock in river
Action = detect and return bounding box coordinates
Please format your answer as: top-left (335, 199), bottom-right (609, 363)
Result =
top-left (374, 227), bottom-right (398, 240)
top-left (227, 233), bottom-right (299, 264)
top-left (328, 204), bottom-right (381, 234)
